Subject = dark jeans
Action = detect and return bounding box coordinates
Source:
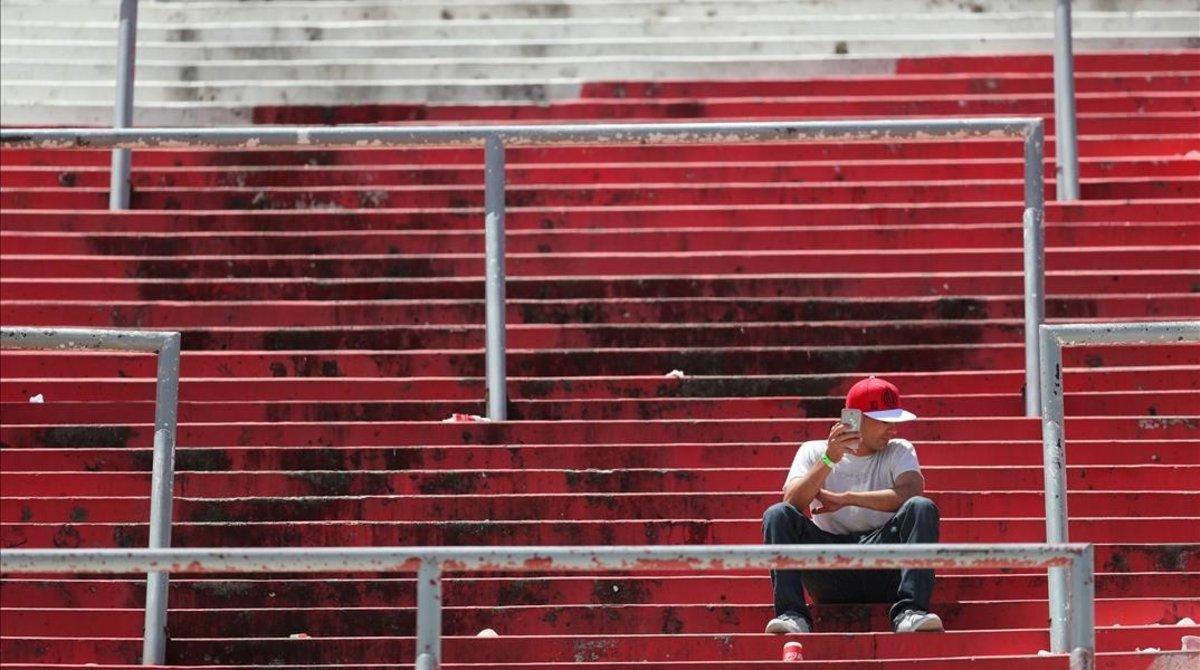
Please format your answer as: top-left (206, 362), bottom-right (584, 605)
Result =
top-left (762, 496), bottom-right (940, 625)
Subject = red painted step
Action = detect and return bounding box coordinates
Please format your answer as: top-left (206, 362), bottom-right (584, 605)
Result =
top-left (5, 176), bottom-right (1197, 210)
top-left (4, 440), bottom-right (1196, 475)
top-left (0, 321), bottom-right (1064, 352)
top-left (11, 367), bottom-right (1197, 402)
top-left (7, 572), bottom-right (1196, 608)
top-left (4, 247), bottom-right (1197, 280)
top-left (1, 388), bottom-right (1195, 424)
top-left (3, 270), bottom-right (1195, 303)
top-left (3, 156), bottom-right (1197, 190)
top-left (4, 516), bottom-right (1199, 550)
top-left (580, 72), bottom-right (1200, 99)
top-left (893, 50), bottom-right (1200, 74)
top-left (1, 342), bottom-right (1194, 379)
top-left (245, 95), bottom-right (1198, 124)
top-left (4, 294), bottom-right (1194, 329)
top-left (4, 222), bottom-right (1196, 257)
top-left (6, 490), bottom-right (1198, 524)
top-left (5, 465), bottom-right (1195, 498)
top-left (4, 135), bottom-right (1194, 172)
top-left (5, 599), bottom-right (1197, 638)
top-left (3, 200), bottom-right (1195, 234)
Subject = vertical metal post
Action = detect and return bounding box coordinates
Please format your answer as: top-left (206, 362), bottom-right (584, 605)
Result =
top-left (109, 0), bottom-right (139, 210)
top-left (1023, 121), bottom-right (1046, 416)
top-left (1067, 545), bottom-right (1096, 670)
top-left (1053, 0), bottom-right (1080, 201)
top-left (142, 332), bottom-right (180, 665)
top-left (483, 135), bottom-right (508, 420)
top-left (415, 559), bottom-right (443, 669)
top-left (1040, 326), bottom-right (1070, 652)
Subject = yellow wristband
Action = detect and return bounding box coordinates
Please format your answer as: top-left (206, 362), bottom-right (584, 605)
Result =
top-left (821, 452), bottom-right (837, 468)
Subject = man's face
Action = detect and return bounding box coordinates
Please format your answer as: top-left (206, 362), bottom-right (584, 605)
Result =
top-left (858, 415), bottom-right (898, 454)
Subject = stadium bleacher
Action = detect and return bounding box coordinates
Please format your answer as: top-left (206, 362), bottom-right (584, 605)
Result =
top-left (1, 0), bottom-right (1199, 668)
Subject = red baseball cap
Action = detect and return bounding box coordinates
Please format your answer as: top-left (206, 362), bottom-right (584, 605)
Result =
top-left (845, 376), bottom-right (917, 423)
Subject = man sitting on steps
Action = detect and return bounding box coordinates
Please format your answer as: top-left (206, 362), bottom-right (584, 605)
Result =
top-left (763, 375), bottom-right (944, 635)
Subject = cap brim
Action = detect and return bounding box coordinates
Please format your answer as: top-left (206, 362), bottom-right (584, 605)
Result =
top-left (864, 408), bottom-right (917, 423)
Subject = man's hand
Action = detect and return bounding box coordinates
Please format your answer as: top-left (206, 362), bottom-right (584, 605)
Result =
top-left (825, 421), bottom-right (862, 463)
top-left (813, 488), bottom-right (849, 515)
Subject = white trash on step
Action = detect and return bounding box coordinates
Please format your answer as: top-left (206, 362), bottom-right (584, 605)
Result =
top-left (665, 369), bottom-right (686, 379)
top-left (442, 413), bottom-right (490, 423)
top-left (476, 628), bottom-right (499, 638)
top-left (28, 394), bottom-right (44, 403)
top-left (1177, 617), bottom-right (1196, 626)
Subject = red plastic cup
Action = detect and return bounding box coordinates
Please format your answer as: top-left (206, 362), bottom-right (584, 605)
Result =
top-left (783, 640), bottom-right (804, 661)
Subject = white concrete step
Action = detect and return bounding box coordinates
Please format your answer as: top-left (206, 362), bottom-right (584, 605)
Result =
top-left (2, 0), bottom-right (1195, 123)
top-left (4, 39), bottom-right (1195, 106)
top-left (3, 32), bottom-right (1196, 64)
top-left (5, 37), bottom-right (1200, 85)
top-left (3, 12), bottom-right (1194, 43)
top-left (3, 0), bottom-right (1196, 23)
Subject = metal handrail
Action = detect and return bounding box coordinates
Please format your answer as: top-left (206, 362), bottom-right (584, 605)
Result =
top-left (1038, 320), bottom-right (1200, 653)
top-left (0, 327), bottom-right (181, 666)
top-left (0, 543), bottom-right (1097, 670)
top-left (0, 117), bottom-right (1049, 417)
top-left (1053, 0), bottom-right (1080, 201)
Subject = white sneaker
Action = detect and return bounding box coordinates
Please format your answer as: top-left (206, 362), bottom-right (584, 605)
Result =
top-left (893, 609), bottom-right (944, 633)
top-left (765, 612), bottom-right (812, 634)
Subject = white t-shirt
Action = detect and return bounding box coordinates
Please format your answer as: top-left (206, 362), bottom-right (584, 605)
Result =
top-left (783, 438), bottom-right (922, 535)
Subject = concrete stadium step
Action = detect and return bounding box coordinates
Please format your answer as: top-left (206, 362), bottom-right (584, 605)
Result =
top-left (0, 655), bottom-right (1189, 670)
top-left (4, 368), bottom-right (1192, 402)
top-left (5, 37), bottom-right (1193, 65)
top-left (5, 439), bottom-right (1197, 473)
top-left (5, 516), bottom-right (1196, 548)
top-left (4, 176), bottom-right (1197, 210)
top-left (9, 63), bottom-right (1200, 90)
top-left (244, 101), bottom-right (1200, 127)
top-left (4, 626), bottom-right (1196, 667)
top-left (5, 295), bottom-right (1194, 328)
top-left (4, 136), bottom-right (1193, 171)
top-left (3, 388), bottom-right (1197, 423)
top-left (6, 465), bottom-right (1196, 498)
top-left (894, 49), bottom-right (1199, 74)
top-left (8, 414), bottom-right (1198, 445)
top-left (4, 222), bottom-right (1196, 256)
top-left (2, 269), bottom-right (1196, 302)
top-left (8, 490), bottom-right (1199, 524)
top-left (6, 599), bottom-right (1199, 640)
top-left (8, 572), bottom-right (1196, 608)
top-left (0, 321), bottom-right (1065, 351)
top-left (4, 200), bottom-right (1197, 235)
top-left (10, 11), bottom-right (1188, 43)
top-left (4, 247), bottom-right (1197, 279)
top-left (2, 343), bottom-right (1195, 380)
top-left (582, 72), bottom-right (1200, 98)
top-left (7, 72), bottom-right (1200, 107)
top-left (4, 0), bottom-right (1193, 22)
top-left (4, 156), bottom-right (1198, 190)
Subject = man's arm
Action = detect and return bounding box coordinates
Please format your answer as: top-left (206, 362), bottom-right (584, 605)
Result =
top-left (783, 423), bottom-right (860, 510)
top-left (814, 470), bottom-right (925, 515)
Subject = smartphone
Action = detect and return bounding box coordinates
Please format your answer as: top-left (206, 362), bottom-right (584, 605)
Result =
top-left (840, 408), bottom-right (863, 432)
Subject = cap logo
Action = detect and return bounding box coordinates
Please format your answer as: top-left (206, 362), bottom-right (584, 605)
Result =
top-left (881, 388), bottom-right (899, 408)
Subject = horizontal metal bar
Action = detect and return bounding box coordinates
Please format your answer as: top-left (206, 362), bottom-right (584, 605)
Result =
top-left (1, 327), bottom-right (176, 353)
top-left (2, 544), bottom-right (1088, 575)
top-left (1043, 321), bottom-right (1200, 346)
top-left (0, 118), bottom-right (1040, 150)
